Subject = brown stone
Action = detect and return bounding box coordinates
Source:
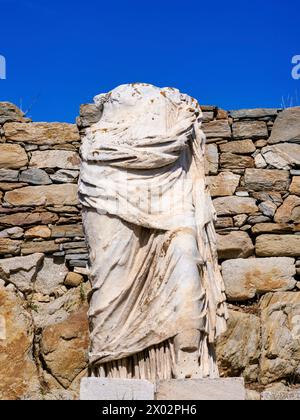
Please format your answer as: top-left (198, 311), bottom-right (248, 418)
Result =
top-left (232, 121), bottom-right (268, 139)
top-left (251, 223), bottom-right (295, 235)
top-left (219, 140), bottom-right (256, 154)
top-left (24, 225), bottom-right (51, 239)
top-left (217, 231), bottom-right (254, 259)
top-left (215, 217), bottom-right (234, 229)
top-left (40, 306), bottom-right (89, 388)
top-left (0, 287), bottom-right (40, 400)
top-left (202, 112), bottom-right (214, 122)
top-left (208, 172), bottom-right (240, 197)
top-left (0, 182), bottom-right (27, 191)
top-left (290, 177), bottom-right (300, 195)
top-left (256, 235), bottom-right (300, 257)
top-left (202, 120), bottom-right (231, 138)
top-left (216, 108), bottom-right (228, 119)
top-left (216, 310), bottom-right (260, 382)
top-left (221, 257), bottom-right (296, 301)
top-left (244, 169), bottom-right (290, 192)
top-left (0, 211), bottom-right (58, 227)
top-left (0, 102), bottom-right (27, 125)
top-left (51, 224), bottom-right (84, 238)
top-left (220, 153), bottom-right (254, 169)
top-left (4, 122), bottom-right (80, 145)
top-left (274, 195), bottom-right (300, 224)
top-left (213, 196), bottom-right (258, 216)
top-left (64, 272), bottom-right (84, 288)
top-left (0, 144), bottom-right (28, 169)
top-left (30, 150), bottom-right (80, 170)
top-left (260, 292), bottom-right (300, 384)
top-left (0, 238), bottom-right (21, 255)
top-left (21, 240), bottom-right (61, 255)
top-left (4, 184), bottom-right (78, 206)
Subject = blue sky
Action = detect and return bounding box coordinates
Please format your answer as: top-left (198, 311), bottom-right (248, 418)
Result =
top-left (0, 0), bottom-right (299, 122)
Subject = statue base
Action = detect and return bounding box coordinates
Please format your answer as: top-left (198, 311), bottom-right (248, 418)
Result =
top-left (80, 377), bottom-right (245, 400)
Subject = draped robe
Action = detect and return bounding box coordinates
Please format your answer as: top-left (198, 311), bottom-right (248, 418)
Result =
top-left (79, 84), bottom-right (227, 380)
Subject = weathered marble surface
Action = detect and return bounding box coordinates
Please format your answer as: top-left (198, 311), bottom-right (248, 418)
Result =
top-left (79, 84), bottom-right (227, 381)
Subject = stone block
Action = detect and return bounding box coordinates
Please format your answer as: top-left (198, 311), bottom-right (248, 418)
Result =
top-left (80, 378), bottom-right (155, 400)
top-left (155, 378), bottom-right (245, 400)
top-left (261, 391), bottom-right (300, 400)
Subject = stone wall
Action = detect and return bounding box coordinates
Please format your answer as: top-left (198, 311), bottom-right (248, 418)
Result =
top-left (0, 101), bottom-right (300, 400)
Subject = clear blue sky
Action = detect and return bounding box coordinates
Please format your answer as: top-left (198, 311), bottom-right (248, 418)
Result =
top-left (0, 0), bottom-right (299, 122)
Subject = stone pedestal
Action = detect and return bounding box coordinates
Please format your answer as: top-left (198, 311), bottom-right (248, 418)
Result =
top-left (80, 378), bottom-right (155, 400)
top-left (156, 378), bottom-right (246, 400)
top-left (80, 377), bottom-right (245, 400)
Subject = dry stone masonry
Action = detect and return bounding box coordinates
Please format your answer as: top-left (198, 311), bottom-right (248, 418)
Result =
top-left (0, 101), bottom-right (300, 400)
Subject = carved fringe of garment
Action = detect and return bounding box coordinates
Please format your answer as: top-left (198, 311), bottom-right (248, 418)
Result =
top-left (90, 337), bottom-right (218, 381)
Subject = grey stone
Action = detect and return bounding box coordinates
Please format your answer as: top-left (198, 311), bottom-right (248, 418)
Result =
top-left (0, 169), bottom-right (19, 182)
top-left (156, 378), bottom-right (245, 400)
top-left (65, 248), bottom-right (87, 254)
top-left (202, 112), bottom-right (214, 122)
top-left (205, 144), bottom-right (219, 175)
top-left (0, 253), bottom-right (44, 293)
top-left (19, 168), bottom-right (52, 185)
top-left (262, 143), bottom-right (300, 170)
top-left (258, 201), bottom-right (277, 217)
top-left (78, 104), bottom-right (102, 128)
top-left (69, 260), bottom-right (88, 268)
top-left (0, 227), bottom-right (24, 239)
top-left (235, 191), bottom-right (249, 197)
top-left (255, 154), bottom-right (267, 168)
top-left (35, 257), bottom-right (69, 295)
top-left (247, 215), bottom-right (272, 224)
top-left (232, 121), bottom-right (268, 139)
top-left (268, 107), bottom-right (300, 144)
top-left (65, 254), bottom-right (89, 260)
top-left (230, 108), bottom-right (279, 119)
top-left (80, 378), bottom-right (154, 400)
top-left (291, 170), bottom-right (300, 176)
top-left (62, 241), bottom-right (87, 250)
top-left (50, 169), bottom-right (79, 183)
top-left (261, 391), bottom-right (300, 400)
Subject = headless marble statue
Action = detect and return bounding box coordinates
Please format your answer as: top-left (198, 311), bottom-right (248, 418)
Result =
top-left (79, 83), bottom-right (227, 380)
